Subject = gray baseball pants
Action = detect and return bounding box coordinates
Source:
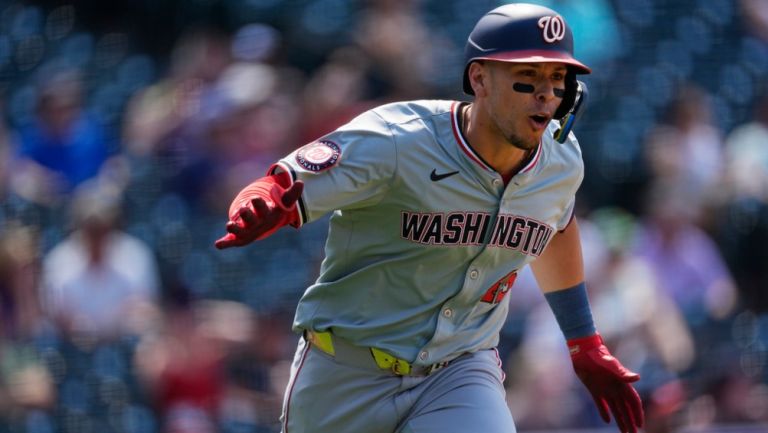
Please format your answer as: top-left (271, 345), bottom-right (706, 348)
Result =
top-left (280, 336), bottom-right (516, 433)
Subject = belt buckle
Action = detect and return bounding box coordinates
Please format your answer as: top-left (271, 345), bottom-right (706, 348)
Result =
top-left (425, 361), bottom-right (449, 375)
top-left (371, 348), bottom-right (412, 375)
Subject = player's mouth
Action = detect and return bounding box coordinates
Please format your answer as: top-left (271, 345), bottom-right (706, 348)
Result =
top-left (528, 113), bottom-right (551, 131)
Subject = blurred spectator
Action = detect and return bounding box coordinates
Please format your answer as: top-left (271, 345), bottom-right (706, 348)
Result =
top-left (122, 29), bottom-right (245, 210)
top-left (0, 223), bottom-right (55, 427)
top-left (719, 91), bottom-right (768, 313)
top-left (0, 341), bottom-right (56, 423)
top-left (220, 310), bottom-right (292, 433)
top-left (0, 223), bottom-right (44, 340)
top-left (197, 61), bottom-right (301, 212)
top-left (134, 295), bottom-right (229, 433)
top-left (644, 85), bottom-right (725, 227)
top-left (587, 207), bottom-right (695, 373)
top-left (724, 91), bottom-right (768, 203)
top-left (298, 46), bottom-right (378, 145)
top-left (40, 180), bottom-right (161, 339)
top-left (740, 0), bottom-right (768, 42)
top-left (704, 371), bottom-right (768, 425)
top-left (122, 28), bottom-right (232, 158)
top-left (13, 69), bottom-right (110, 201)
top-left (634, 182), bottom-right (738, 326)
top-left (353, 0), bottom-right (441, 99)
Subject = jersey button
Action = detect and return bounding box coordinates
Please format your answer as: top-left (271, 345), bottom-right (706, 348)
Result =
top-left (443, 308), bottom-right (453, 318)
top-left (419, 351), bottom-right (429, 361)
top-left (469, 269), bottom-right (479, 279)
top-left (493, 179), bottom-right (502, 187)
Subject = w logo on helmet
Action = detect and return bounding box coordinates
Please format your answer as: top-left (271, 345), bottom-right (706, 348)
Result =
top-left (537, 15), bottom-right (566, 43)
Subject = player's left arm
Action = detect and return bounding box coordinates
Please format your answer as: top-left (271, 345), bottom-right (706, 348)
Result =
top-left (530, 218), bottom-right (644, 433)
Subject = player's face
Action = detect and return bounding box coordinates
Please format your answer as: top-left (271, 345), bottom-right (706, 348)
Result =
top-left (485, 62), bottom-right (567, 150)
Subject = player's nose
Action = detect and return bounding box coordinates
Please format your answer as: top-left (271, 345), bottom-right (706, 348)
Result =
top-left (535, 81), bottom-right (558, 102)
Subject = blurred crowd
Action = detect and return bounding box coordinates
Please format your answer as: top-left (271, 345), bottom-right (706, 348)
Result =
top-left (0, 0), bottom-right (767, 432)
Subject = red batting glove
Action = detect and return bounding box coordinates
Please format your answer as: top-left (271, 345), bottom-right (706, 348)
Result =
top-left (214, 177), bottom-right (304, 249)
top-left (568, 334), bottom-right (644, 433)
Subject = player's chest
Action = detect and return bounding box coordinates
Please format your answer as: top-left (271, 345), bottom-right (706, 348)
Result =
top-left (390, 191), bottom-right (557, 266)
top-left (393, 168), bottom-right (566, 228)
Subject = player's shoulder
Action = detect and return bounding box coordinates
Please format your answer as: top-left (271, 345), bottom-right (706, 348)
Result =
top-left (334, 100), bottom-right (455, 140)
top-left (543, 122), bottom-right (582, 154)
top-left (540, 121), bottom-right (584, 169)
top-left (367, 99), bottom-right (455, 126)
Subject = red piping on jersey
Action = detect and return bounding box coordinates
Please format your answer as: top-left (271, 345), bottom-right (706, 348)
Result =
top-left (283, 340), bottom-right (312, 433)
top-left (520, 142), bottom-right (542, 173)
top-left (450, 102), bottom-right (494, 172)
top-left (451, 102), bottom-right (542, 175)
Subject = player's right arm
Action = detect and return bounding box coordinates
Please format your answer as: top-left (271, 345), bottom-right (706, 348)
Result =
top-left (214, 108), bottom-right (398, 249)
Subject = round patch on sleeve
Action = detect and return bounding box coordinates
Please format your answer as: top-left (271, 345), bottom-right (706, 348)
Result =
top-left (295, 140), bottom-right (341, 172)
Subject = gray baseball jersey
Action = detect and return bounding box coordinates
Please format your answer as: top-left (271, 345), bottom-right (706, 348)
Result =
top-left (271, 99), bottom-right (583, 366)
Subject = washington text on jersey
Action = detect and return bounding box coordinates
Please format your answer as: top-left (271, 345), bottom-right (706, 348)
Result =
top-left (400, 211), bottom-right (554, 256)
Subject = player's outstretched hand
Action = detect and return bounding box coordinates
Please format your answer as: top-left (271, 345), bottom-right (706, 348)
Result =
top-left (215, 180), bottom-right (304, 249)
top-left (568, 334), bottom-right (644, 433)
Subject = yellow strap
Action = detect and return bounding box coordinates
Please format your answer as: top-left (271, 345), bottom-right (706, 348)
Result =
top-left (307, 331), bottom-right (335, 356)
top-left (370, 347), bottom-right (411, 375)
top-left (308, 331), bottom-right (412, 375)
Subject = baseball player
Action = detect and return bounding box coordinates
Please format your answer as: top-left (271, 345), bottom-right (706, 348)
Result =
top-left (215, 4), bottom-right (643, 433)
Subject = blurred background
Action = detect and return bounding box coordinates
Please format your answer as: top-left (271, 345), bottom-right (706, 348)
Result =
top-left (0, 0), bottom-right (767, 432)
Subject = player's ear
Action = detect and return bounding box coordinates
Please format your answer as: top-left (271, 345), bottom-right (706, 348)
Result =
top-left (468, 61), bottom-right (490, 97)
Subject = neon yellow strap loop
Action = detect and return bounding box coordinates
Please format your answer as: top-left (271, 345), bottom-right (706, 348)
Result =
top-left (370, 347), bottom-right (411, 375)
top-left (307, 331), bottom-right (335, 356)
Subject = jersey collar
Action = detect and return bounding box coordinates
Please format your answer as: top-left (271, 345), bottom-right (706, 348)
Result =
top-left (520, 140), bottom-right (542, 174)
top-left (450, 101), bottom-right (542, 175)
top-left (450, 101), bottom-right (495, 173)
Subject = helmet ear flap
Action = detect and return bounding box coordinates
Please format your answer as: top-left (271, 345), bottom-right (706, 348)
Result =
top-left (554, 72), bottom-right (577, 120)
top-left (553, 80), bottom-right (589, 143)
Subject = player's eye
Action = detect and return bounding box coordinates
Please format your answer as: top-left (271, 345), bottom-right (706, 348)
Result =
top-left (515, 69), bottom-right (537, 78)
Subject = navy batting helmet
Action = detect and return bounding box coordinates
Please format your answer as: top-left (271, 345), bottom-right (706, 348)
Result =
top-left (463, 3), bottom-right (591, 117)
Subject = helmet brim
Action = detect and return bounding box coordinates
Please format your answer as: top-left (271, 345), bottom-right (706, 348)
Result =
top-left (472, 49), bottom-right (592, 74)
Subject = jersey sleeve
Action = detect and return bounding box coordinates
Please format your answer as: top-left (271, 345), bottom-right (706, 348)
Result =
top-left (556, 196), bottom-right (576, 231)
top-left (551, 126), bottom-right (584, 232)
top-left (270, 109), bottom-right (397, 225)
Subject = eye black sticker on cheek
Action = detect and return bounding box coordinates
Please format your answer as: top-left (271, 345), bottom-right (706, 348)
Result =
top-left (512, 82), bottom-right (535, 93)
top-left (554, 88), bottom-right (565, 98)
